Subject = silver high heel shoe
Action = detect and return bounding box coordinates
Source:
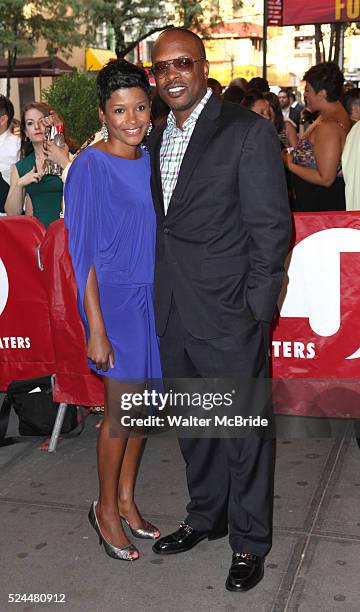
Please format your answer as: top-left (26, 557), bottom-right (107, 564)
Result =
top-left (120, 514), bottom-right (161, 540)
top-left (88, 502), bottom-right (139, 561)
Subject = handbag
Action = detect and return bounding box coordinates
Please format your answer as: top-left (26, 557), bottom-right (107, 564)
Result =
top-left (4, 376), bottom-right (79, 437)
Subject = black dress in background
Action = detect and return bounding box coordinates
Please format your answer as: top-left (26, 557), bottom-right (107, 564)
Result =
top-left (292, 175), bottom-right (346, 212)
top-left (291, 123), bottom-right (346, 212)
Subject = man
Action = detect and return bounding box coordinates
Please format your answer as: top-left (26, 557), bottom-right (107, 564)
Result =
top-left (289, 91), bottom-right (304, 118)
top-left (149, 28), bottom-right (291, 592)
top-left (0, 96), bottom-right (20, 185)
top-left (278, 89), bottom-right (301, 129)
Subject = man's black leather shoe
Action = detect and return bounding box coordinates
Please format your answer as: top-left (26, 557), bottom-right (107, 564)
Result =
top-left (152, 522), bottom-right (227, 555)
top-left (225, 553), bottom-right (264, 592)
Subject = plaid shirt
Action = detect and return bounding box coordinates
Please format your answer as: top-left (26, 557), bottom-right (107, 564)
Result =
top-left (160, 88), bottom-right (213, 215)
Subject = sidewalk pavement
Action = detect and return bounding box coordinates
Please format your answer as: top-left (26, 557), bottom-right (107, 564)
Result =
top-left (1, 407), bottom-right (359, 612)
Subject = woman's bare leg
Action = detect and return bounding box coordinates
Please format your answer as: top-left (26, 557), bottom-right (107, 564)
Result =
top-left (117, 435), bottom-right (147, 528)
top-left (96, 378), bottom-right (136, 550)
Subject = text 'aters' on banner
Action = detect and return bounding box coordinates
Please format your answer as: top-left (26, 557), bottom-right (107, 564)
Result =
top-left (0, 217), bottom-right (56, 389)
top-left (272, 212), bottom-right (360, 420)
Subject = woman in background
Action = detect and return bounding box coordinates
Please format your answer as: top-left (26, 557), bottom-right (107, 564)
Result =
top-left (5, 102), bottom-right (68, 227)
top-left (240, 90), bottom-right (271, 119)
top-left (283, 62), bottom-right (351, 212)
top-left (264, 92), bottom-right (298, 149)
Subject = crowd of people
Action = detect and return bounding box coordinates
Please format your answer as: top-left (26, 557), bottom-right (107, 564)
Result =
top-left (0, 28), bottom-right (359, 595)
top-left (1, 57), bottom-right (359, 221)
top-left (206, 65), bottom-right (359, 212)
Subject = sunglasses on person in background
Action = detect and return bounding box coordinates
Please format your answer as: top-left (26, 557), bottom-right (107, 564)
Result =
top-left (151, 57), bottom-right (206, 77)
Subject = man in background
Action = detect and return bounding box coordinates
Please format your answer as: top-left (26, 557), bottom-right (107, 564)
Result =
top-left (289, 91), bottom-right (304, 124)
top-left (278, 89), bottom-right (301, 129)
top-left (0, 96), bottom-right (20, 186)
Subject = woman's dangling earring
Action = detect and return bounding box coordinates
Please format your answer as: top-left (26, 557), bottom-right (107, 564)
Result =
top-left (101, 121), bottom-right (109, 142)
top-left (146, 122), bottom-right (153, 137)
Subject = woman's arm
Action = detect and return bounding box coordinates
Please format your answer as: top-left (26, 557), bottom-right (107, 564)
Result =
top-left (84, 265), bottom-right (114, 372)
top-left (24, 193), bottom-right (33, 216)
top-left (64, 151), bottom-right (112, 370)
top-left (5, 164), bottom-right (42, 215)
top-left (4, 166), bottom-right (24, 215)
top-left (285, 121), bottom-right (298, 148)
top-left (283, 122), bottom-right (343, 187)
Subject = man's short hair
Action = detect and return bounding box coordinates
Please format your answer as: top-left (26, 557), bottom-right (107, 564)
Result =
top-left (0, 95), bottom-right (15, 129)
top-left (155, 27), bottom-right (206, 59)
top-left (247, 77), bottom-right (270, 93)
top-left (278, 89), bottom-right (290, 98)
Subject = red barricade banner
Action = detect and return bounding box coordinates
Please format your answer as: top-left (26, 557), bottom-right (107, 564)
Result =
top-left (40, 220), bottom-right (104, 406)
top-left (0, 217), bottom-right (56, 390)
top-left (2, 214), bottom-right (360, 418)
top-left (272, 212), bottom-right (360, 418)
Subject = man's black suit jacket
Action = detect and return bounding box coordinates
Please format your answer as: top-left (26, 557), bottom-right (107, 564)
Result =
top-left (289, 104), bottom-right (302, 129)
top-left (149, 94), bottom-right (291, 340)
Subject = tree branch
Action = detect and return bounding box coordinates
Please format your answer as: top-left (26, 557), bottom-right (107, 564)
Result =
top-left (116, 24), bottom-right (173, 58)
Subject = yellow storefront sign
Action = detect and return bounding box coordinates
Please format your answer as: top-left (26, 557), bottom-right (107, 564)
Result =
top-left (86, 48), bottom-right (117, 71)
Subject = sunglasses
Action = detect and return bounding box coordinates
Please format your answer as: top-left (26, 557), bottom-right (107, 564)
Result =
top-left (151, 57), bottom-right (206, 77)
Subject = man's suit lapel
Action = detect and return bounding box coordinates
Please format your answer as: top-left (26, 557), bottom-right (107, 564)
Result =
top-left (167, 94), bottom-right (222, 215)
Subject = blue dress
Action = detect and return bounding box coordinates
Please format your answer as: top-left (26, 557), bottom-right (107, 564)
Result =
top-left (64, 146), bottom-right (162, 382)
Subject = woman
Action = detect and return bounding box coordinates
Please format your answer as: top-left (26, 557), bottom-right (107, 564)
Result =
top-left (64, 59), bottom-right (162, 561)
top-left (5, 103), bottom-right (69, 227)
top-left (264, 92), bottom-right (298, 148)
top-left (240, 90), bottom-right (271, 119)
top-left (283, 62), bottom-right (351, 212)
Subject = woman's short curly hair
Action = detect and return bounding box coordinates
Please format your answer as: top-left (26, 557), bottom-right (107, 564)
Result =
top-left (303, 62), bottom-right (344, 102)
top-left (96, 59), bottom-right (151, 111)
